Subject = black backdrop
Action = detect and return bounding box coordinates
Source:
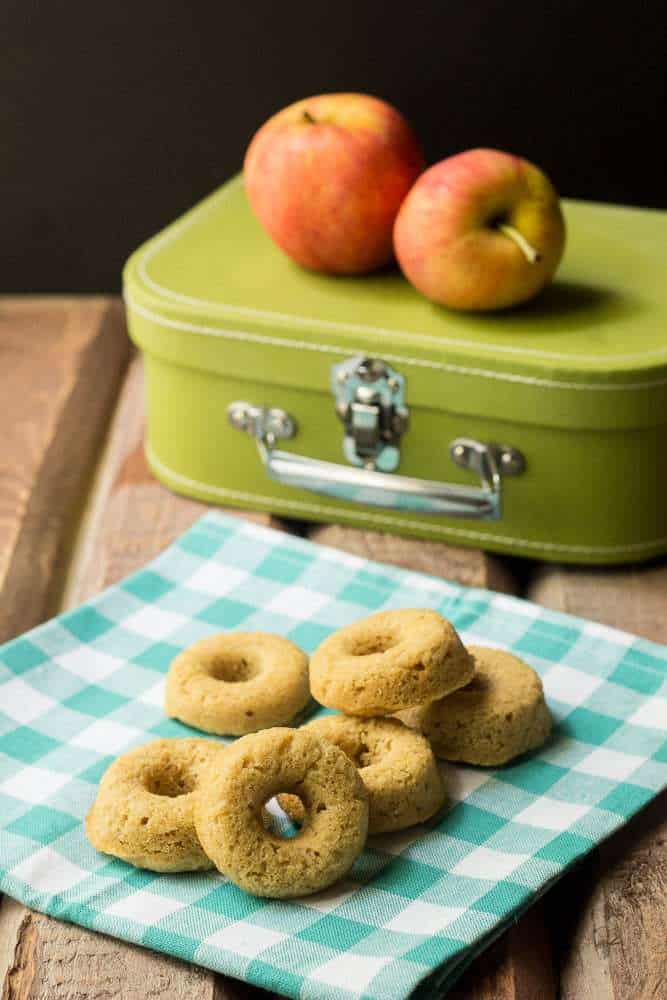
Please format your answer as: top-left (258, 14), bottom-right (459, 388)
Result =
top-left (3, 0), bottom-right (665, 292)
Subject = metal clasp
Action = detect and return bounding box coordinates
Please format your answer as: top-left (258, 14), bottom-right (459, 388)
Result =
top-left (332, 356), bottom-right (409, 472)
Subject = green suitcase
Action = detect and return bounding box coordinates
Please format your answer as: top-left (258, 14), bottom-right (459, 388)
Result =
top-left (123, 174), bottom-right (667, 565)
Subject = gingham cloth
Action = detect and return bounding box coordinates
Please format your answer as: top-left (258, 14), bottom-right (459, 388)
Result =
top-left (0, 512), bottom-right (665, 999)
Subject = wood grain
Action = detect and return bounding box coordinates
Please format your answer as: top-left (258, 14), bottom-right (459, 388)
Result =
top-left (308, 525), bottom-right (558, 1000)
top-left (0, 893), bottom-right (219, 1000)
top-left (0, 296), bottom-right (130, 643)
top-left (528, 563), bottom-right (667, 1000)
top-left (528, 562), bottom-right (667, 640)
top-left (448, 901), bottom-right (556, 1000)
top-left (308, 524), bottom-right (516, 593)
top-left (0, 354), bottom-right (283, 1000)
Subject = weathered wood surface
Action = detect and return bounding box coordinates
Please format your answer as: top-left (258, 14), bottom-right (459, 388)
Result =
top-left (308, 524), bottom-right (516, 593)
top-left (529, 565), bottom-right (667, 1000)
top-left (0, 893), bottom-right (228, 1000)
top-left (448, 901), bottom-right (556, 1000)
top-left (529, 562), bottom-right (667, 640)
top-left (309, 526), bottom-right (558, 1000)
top-left (0, 297), bottom-right (130, 643)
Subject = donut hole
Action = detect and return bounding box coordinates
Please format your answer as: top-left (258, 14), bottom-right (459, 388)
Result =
top-left (347, 629), bottom-right (398, 657)
top-left (144, 766), bottom-right (195, 798)
top-left (265, 792), bottom-right (308, 837)
top-left (349, 740), bottom-right (373, 769)
top-left (206, 653), bottom-right (260, 683)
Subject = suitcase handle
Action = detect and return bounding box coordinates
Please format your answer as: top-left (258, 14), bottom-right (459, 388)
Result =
top-left (228, 401), bottom-right (524, 520)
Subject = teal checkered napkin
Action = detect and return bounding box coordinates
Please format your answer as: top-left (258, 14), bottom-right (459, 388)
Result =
top-left (0, 512), bottom-right (665, 999)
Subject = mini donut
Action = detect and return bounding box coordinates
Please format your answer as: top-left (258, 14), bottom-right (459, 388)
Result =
top-left (194, 727), bottom-right (369, 898)
top-left (309, 609), bottom-right (474, 716)
top-left (398, 645), bottom-right (552, 766)
top-left (85, 738), bottom-right (226, 872)
top-left (165, 632), bottom-right (310, 736)
top-left (278, 715), bottom-right (446, 834)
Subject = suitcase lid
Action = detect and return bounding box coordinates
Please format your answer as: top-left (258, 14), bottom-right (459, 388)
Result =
top-left (124, 174), bottom-right (667, 431)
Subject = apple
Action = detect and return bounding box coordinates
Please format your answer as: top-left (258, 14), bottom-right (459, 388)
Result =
top-left (393, 148), bottom-right (566, 311)
top-left (244, 93), bottom-right (423, 274)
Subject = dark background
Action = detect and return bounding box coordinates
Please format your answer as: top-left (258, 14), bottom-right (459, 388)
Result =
top-left (3, 0), bottom-right (665, 292)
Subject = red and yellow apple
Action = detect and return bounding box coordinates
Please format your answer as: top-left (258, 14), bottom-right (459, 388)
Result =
top-left (393, 148), bottom-right (566, 311)
top-left (244, 93), bottom-right (423, 274)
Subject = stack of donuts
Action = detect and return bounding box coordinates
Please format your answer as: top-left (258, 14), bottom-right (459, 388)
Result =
top-left (86, 608), bottom-right (551, 898)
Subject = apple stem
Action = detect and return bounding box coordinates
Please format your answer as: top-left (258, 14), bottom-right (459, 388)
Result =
top-left (302, 110), bottom-right (317, 124)
top-left (498, 223), bottom-right (542, 263)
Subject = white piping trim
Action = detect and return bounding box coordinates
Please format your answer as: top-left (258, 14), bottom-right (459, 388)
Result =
top-left (146, 445), bottom-right (667, 556)
top-left (133, 175), bottom-right (667, 366)
top-left (126, 297), bottom-right (667, 392)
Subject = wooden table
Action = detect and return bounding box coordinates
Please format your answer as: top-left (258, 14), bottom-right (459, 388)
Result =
top-left (0, 298), bottom-right (664, 1000)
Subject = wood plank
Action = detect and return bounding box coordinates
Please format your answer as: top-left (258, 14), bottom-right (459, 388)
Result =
top-left (0, 893), bottom-right (222, 1000)
top-left (448, 901), bottom-right (556, 1000)
top-left (0, 296), bottom-right (130, 643)
top-left (528, 562), bottom-right (667, 639)
top-left (308, 525), bottom-right (557, 1000)
top-left (1, 354), bottom-right (281, 999)
top-left (528, 563), bottom-right (667, 1000)
top-left (308, 524), bottom-right (516, 593)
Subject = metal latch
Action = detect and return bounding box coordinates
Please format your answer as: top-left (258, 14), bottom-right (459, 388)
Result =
top-left (332, 356), bottom-right (409, 472)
